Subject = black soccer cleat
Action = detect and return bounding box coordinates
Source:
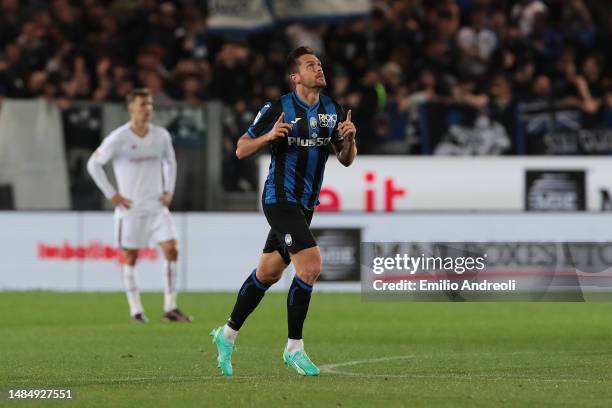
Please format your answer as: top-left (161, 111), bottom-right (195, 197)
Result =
top-left (131, 313), bottom-right (149, 323)
top-left (163, 308), bottom-right (193, 323)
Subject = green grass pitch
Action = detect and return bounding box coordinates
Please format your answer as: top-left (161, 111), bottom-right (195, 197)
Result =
top-left (1, 292), bottom-right (612, 407)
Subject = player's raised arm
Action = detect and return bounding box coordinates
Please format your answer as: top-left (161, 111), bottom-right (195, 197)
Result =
top-left (333, 109), bottom-right (357, 167)
top-left (236, 112), bottom-right (291, 160)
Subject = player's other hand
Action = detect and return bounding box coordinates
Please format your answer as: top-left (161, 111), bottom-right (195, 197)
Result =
top-left (160, 192), bottom-right (173, 207)
top-left (266, 112), bottom-right (292, 141)
top-left (111, 193), bottom-right (132, 209)
top-left (338, 109), bottom-right (356, 141)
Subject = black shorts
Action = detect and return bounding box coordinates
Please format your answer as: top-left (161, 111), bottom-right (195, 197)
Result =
top-left (262, 203), bottom-right (316, 265)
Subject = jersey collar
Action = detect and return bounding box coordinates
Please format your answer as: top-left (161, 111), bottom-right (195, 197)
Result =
top-left (292, 91), bottom-right (320, 111)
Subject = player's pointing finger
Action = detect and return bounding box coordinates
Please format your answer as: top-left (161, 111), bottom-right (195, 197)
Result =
top-left (276, 112), bottom-right (285, 123)
top-left (346, 109), bottom-right (351, 123)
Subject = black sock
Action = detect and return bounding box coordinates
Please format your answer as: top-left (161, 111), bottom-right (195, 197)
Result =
top-left (227, 269), bottom-right (270, 331)
top-left (287, 276), bottom-right (313, 340)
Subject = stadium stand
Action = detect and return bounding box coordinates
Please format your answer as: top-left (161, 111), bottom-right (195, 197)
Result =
top-left (0, 0), bottom-right (611, 202)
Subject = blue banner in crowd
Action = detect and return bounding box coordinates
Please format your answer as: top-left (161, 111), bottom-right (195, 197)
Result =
top-left (418, 102), bottom-right (514, 155)
top-left (418, 102), bottom-right (612, 155)
top-left (519, 101), bottom-right (612, 155)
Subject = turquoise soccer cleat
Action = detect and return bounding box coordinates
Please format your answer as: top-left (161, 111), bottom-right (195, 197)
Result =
top-left (283, 348), bottom-right (320, 376)
top-left (210, 326), bottom-right (235, 376)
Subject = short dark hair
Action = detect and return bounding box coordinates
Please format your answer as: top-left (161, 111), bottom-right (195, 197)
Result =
top-left (126, 88), bottom-right (152, 105)
top-left (285, 46), bottom-right (316, 75)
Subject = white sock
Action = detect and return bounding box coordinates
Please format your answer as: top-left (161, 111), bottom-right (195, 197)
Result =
top-left (122, 264), bottom-right (143, 316)
top-left (223, 324), bottom-right (238, 343)
top-left (287, 339), bottom-right (304, 353)
top-left (163, 260), bottom-right (178, 313)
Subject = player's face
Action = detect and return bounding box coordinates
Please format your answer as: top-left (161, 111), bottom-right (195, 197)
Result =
top-left (128, 95), bottom-right (153, 123)
top-left (296, 54), bottom-right (326, 89)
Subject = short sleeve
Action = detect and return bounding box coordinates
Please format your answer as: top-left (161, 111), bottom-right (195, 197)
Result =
top-left (247, 101), bottom-right (282, 138)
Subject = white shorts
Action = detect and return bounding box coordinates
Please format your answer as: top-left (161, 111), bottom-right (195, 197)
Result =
top-left (115, 212), bottom-right (178, 249)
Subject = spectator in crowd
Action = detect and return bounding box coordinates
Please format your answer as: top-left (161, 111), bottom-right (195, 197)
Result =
top-left (0, 0), bottom-right (22, 49)
top-left (209, 43), bottom-right (253, 105)
top-left (222, 100), bottom-right (256, 192)
top-left (604, 86), bottom-right (612, 126)
top-left (511, 0), bottom-right (548, 38)
top-left (456, 5), bottom-right (498, 78)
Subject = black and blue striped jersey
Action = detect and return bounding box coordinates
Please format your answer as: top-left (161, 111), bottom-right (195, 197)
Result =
top-left (248, 91), bottom-right (345, 209)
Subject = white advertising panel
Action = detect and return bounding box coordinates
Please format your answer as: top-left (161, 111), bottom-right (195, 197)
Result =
top-left (258, 156), bottom-right (612, 211)
top-left (2, 211), bottom-right (612, 291)
top-left (0, 213), bottom-right (79, 290)
top-left (78, 212), bottom-right (183, 291)
top-left (183, 213), bottom-right (295, 291)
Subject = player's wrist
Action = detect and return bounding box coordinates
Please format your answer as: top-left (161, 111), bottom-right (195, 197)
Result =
top-left (264, 132), bottom-right (275, 143)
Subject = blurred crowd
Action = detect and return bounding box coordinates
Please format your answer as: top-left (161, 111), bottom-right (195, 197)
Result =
top-left (1, 0), bottom-right (611, 172)
top-left (0, 0), bottom-right (211, 107)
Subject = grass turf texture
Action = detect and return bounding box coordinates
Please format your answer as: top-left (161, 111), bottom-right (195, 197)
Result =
top-left (1, 292), bottom-right (612, 407)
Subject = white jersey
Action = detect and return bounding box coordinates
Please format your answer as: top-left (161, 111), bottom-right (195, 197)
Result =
top-left (87, 122), bottom-right (177, 219)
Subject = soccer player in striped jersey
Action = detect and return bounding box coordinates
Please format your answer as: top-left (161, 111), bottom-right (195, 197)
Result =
top-left (211, 46), bottom-right (357, 376)
top-left (87, 88), bottom-right (192, 324)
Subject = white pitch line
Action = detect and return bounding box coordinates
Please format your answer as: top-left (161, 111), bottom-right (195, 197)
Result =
top-left (320, 355), bottom-right (611, 383)
top-left (9, 354), bottom-right (611, 385)
top-left (320, 355), bottom-right (416, 371)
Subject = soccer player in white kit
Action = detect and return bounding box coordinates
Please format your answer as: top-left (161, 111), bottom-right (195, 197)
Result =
top-left (87, 88), bottom-right (192, 323)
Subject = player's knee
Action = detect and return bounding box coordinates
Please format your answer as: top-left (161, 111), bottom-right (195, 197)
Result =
top-left (301, 262), bottom-right (321, 283)
top-left (124, 252), bottom-right (138, 265)
top-left (165, 247), bottom-right (178, 261)
top-left (257, 268), bottom-right (283, 285)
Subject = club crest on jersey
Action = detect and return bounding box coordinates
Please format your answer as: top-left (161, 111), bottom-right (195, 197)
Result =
top-left (310, 117), bottom-right (317, 129)
top-left (318, 113), bottom-right (337, 128)
top-left (285, 234), bottom-right (292, 246)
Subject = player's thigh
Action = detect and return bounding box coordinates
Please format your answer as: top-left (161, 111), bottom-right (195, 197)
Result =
top-left (116, 215), bottom-right (149, 250)
top-left (256, 250), bottom-right (288, 285)
top-left (290, 246), bottom-right (322, 285)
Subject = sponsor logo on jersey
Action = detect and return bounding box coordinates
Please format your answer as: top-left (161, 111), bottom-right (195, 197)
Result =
top-left (291, 117), bottom-right (302, 124)
top-left (318, 113), bottom-right (337, 128)
top-left (287, 136), bottom-right (331, 147)
top-left (129, 155), bottom-right (158, 163)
